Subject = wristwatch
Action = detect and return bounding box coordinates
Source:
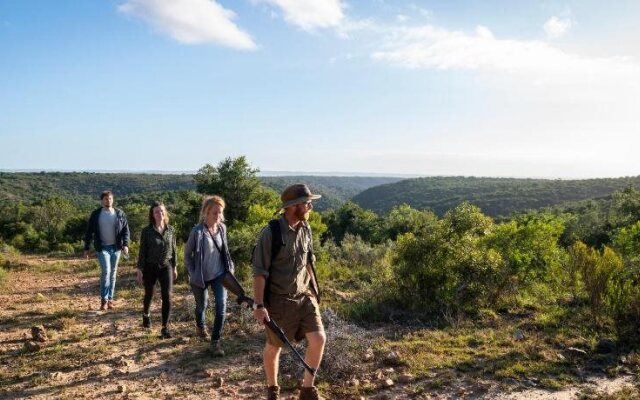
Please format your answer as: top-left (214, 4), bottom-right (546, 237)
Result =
top-left (252, 303), bottom-right (265, 310)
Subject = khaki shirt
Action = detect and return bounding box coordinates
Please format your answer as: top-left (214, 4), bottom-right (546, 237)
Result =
top-left (252, 217), bottom-right (314, 295)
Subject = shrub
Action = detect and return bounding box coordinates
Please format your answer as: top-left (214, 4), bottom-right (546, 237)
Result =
top-left (569, 241), bottom-right (623, 323)
top-left (392, 203), bottom-right (503, 315)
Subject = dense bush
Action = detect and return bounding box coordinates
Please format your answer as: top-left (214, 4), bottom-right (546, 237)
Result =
top-left (569, 241), bottom-right (623, 323)
top-left (392, 203), bottom-right (503, 314)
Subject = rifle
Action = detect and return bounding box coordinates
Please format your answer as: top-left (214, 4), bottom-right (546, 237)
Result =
top-left (220, 270), bottom-right (317, 376)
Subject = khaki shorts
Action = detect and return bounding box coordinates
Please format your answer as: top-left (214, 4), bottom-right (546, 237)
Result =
top-left (266, 293), bottom-right (323, 347)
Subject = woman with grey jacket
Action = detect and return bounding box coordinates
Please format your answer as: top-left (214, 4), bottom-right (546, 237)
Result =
top-left (184, 195), bottom-right (234, 357)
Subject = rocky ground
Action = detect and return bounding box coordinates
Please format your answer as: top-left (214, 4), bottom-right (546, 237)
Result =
top-left (0, 256), bottom-right (638, 399)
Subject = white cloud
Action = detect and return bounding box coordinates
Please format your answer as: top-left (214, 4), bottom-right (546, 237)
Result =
top-left (256, 0), bottom-right (345, 31)
top-left (543, 16), bottom-right (572, 39)
top-left (396, 14), bottom-right (409, 23)
top-left (370, 24), bottom-right (640, 85)
top-left (118, 0), bottom-right (256, 50)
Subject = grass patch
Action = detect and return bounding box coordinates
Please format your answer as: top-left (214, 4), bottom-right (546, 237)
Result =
top-left (578, 387), bottom-right (640, 400)
top-left (377, 304), bottom-right (607, 389)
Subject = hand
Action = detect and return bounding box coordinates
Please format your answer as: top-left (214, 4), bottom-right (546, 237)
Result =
top-left (172, 267), bottom-right (178, 282)
top-left (122, 246), bottom-right (129, 256)
top-left (253, 307), bottom-right (269, 325)
top-left (136, 270), bottom-right (144, 286)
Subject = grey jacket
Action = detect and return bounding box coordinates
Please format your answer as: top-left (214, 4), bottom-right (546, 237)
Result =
top-left (184, 223), bottom-right (234, 288)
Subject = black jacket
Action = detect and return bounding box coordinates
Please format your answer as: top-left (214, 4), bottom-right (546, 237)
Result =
top-left (84, 207), bottom-right (130, 251)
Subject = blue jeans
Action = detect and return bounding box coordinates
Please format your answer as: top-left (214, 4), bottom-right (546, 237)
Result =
top-left (96, 245), bottom-right (121, 301)
top-left (191, 276), bottom-right (227, 341)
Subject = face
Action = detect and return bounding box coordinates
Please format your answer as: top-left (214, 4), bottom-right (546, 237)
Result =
top-left (206, 204), bottom-right (224, 225)
top-left (152, 205), bottom-right (166, 226)
top-left (101, 195), bottom-right (113, 208)
top-left (294, 200), bottom-right (313, 221)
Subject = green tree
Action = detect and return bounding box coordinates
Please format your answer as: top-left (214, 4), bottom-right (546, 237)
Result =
top-left (382, 203), bottom-right (438, 241)
top-left (323, 201), bottom-right (380, 244)
top-left (29, 197), bottom-right (74, 246)
top-left (194, 156), bottom-right (261, 226)
top-left (485, 213), bottom-right (565, 301)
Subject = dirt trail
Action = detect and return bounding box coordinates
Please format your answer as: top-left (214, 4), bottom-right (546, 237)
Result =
top-left (0, 257), bottom-right (637, 399)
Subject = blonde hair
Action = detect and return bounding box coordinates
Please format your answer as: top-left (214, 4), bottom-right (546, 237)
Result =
top-left (199, 195), bottom-right (225, 223)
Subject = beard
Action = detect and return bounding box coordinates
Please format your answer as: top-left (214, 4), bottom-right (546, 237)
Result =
top-left (294, 206), bottom-right (310, 221)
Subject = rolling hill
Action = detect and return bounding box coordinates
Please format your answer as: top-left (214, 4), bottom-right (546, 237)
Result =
top-left (352, 176), bottom-right (640, 217)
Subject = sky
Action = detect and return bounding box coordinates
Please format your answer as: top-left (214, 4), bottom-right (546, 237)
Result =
top-left (1, 0), bottom-right (639, 178)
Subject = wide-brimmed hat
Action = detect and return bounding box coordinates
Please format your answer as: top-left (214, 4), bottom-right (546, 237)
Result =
top-left (281, 183), bottom-right (321, 209)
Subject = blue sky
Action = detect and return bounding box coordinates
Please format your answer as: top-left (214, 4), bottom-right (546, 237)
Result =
top-left (1, 0), bottom-right (639, 178)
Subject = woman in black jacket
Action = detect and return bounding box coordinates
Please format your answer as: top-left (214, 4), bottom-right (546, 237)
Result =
top-left (136, 201), bottom-right (177, 339)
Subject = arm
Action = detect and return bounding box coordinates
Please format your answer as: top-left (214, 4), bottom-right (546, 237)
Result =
top-left (252, 275), bottom-right (269, 323)
top-left (171, 228), bottom-right (178, 281)
top-left (183, 228), bottom-right (197, 276)
top-left (136, 228), bottom-right (147, 271)
top-left (83, 211), bottom-right (94, 252)
top-left (222, 224), bottom-right (235, 273)
top-left (252, 226), bottom-right (272, 323)
top-left (171, 228), bottom-right (177, 269)
top-left (121, 211), bottom-right (130, 255)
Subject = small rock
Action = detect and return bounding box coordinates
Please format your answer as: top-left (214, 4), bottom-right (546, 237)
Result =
top-left (348, 378), bottom-right (360, 387)
top-left (557, 353), bottom-right (566, 361)
top-left (397, 373), bottom-right (414, 383)
top-left (382, 378), bottom-right (394, 388)
top-left (596, 338), bottom-right (617, 354)
top-left (383, 367), bottom-right (395, 374)
top-left (503, 378), bottom-right (519, 386)
top-left (513, 329), bottom-right (525, 341)
top-left (24, 341), bottom-right (41, 352)
top-left (383, 351), bottom-right (401, 366)
top-left (31, 325), bottom-right (48, 342)
top-left (457, 387), bottom-right (467, 396)
top-left (619, 355), bottom-right (628, 364)
top-left (50, 372), bottom-right (63, 380)
top-left (567, 347), bottom-right (588, 357)
top-left (363, 348), bottom-right (374, 362)
top-left (215, 377), bottom-right (224, 388)
top-left (114, 356), bottom-right (134, 368)
top-left (118, 384), bottom-right (127, 393)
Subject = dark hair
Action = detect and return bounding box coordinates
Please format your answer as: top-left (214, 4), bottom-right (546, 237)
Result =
top-left (100, 190), bottom-right (113, 200)
top-left (148, 201), bottom-right (169, 226)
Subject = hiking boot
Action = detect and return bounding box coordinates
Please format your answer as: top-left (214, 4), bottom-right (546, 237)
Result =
top-left (196, 326), bottom-right (209, 339)
top-left (160, 327), bottom-right (172, 339)
top-left (142, 315), bottom-right (151, 328)
top-left (298, 386), bottom-right (323, 400)
top-left (107, 300), bottom-right (115, 309)
top-left (100, 299), bottom-right (107, 311)
top-left (210, 340), bottom-right (225, 357)
top-left (267, 385), bottom-right (280, 400)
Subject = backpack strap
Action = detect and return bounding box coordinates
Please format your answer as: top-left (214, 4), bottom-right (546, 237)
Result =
top-left (264, 219), bottom-right (284, 306)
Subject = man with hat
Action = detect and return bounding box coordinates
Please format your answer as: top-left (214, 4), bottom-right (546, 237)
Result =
top-left (252, 183), bottom-right (326, 400)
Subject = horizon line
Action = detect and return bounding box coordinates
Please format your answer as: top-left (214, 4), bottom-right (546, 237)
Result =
top-left (1, 168), bottom-right (639, 181)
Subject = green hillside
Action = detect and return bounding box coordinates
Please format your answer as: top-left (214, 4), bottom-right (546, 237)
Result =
top-left (0, 172), bottom-right (195, 207)
top-left (352, 176), bottom-right (640, 217)
top-left (261, 176), bottom-right (403, 210)
top-left (0, 172), bottom-right (402, 212)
